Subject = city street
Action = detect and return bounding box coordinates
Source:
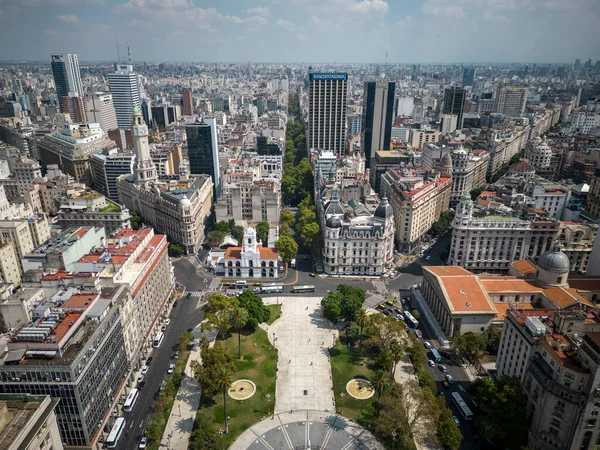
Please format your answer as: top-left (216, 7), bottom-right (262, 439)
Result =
top-left (115, 268), bottom-right (204, 450)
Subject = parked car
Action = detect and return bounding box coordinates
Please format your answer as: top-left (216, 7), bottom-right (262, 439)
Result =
top-left (139, 436), bottom-right (148, 449)
top-left (415, 330), bottom-right (423, 338)
top-left (141, 366), bottom-right (149, 375)
top-left (386, 300), bottom-right (394, 306)
top-left (428, 359), bottom-right (436, 367)
top-left (137, 374), bottom-right (145, 383)
top-left (164, 319), bottom-right (170, 326)
top-left (378, 303), bottom-right (386, 310)
top-left (167, 364), bottom-right (175, 374)
top-left (161, 325), bottom-right (167, 331)
top-left (424, 342), bottom-right (432, 349)
top-left (445, 374), bottom-right (454, 384)
top-left (173, 350), bottom-right (180, 359)
top-left (146, 357), bottom-right (153, 365)
top-left (383, 310), bottom-right (392, 316)
top-left (438, 364), bottom-right (448, 373)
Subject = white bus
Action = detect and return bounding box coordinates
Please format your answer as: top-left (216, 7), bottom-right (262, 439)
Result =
top-left (451, 392), bottom-right (474, 420)
top-left (123, 388), bottom-right (139, 412)
top-left (106, 417), bottom-right (126, 448)
top-left (153, 332), bottom-right (164, 348)
top-left (291, 285), bottom-right (315, 293)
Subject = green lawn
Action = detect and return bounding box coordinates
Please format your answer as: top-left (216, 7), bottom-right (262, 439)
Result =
top-left (193, 328), bottom-right (278, 448)
top-left (329, 342), bottom-right (378, 424)
top-left (266, 304), bottom-right (282, 325)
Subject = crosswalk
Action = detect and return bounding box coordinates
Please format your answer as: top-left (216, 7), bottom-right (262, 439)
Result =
top-left (186, 291), bottom-right (203, 298)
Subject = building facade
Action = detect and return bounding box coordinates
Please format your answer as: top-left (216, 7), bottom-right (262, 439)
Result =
top-left (442, 87), bottom-right (466, 128)
top-left (217, 227), bottom-right (279, 278)
top-left (361, 81), bottom-right (395, 169)
top-left (448, 194), bottom-right (559, 272)
top-left (182, 87), bottom-right (193, 116)
top-left (381, 167), bottom-right (452, 252)
top-left (86, 92), bottom-right (118, 131)
top-left (186, 118), bottom-right (220, 198)
top-left (107, 64), bottom-right (141, 129)
top-left (51, 53), bottom-right (83, 112)
top-left (0, 243), bottom-right (21, 287)
top-left (494, 86), bottom-right (528, 116)
top-left (308, 73), bottom-right (348, 157)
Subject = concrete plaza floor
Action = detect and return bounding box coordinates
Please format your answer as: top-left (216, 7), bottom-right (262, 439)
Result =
top-left (266, 296), bottom-right (338, 414)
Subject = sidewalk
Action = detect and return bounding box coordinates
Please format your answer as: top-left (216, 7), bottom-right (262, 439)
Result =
top-left (395, 354), bottom-right (443, 450)
top-left (159, 327), bottom-right (216, 449)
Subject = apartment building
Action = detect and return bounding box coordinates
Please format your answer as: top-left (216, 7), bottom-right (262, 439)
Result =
top-left (0, 243), bottom-right (21, 287)
top-left (0, 217), bottom-right (51, 259)
top-left (523, 179), bottom-right (569, 219)
top-left (380, 167), bottom-right (452, 252)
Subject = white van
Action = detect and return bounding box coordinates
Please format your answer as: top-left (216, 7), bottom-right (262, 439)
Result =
top-left (290, 258), bottom-right (296, 268)
top-left (233, 280), bottom-right (247, 288)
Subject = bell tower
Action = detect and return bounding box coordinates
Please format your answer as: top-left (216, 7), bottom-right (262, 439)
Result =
top-left (132, 106), bottom-right (157, 189)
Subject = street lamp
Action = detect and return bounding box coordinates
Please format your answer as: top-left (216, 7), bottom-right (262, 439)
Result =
top-left (266, 393), bottom-right (272, 416)
top-left (339, 392), bottom-right (345, 415)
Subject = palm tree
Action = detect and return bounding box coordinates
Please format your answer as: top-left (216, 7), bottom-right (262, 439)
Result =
top-left (230, 307), bottom-right (249, 359)
top-left (357, 308), bottom-right (369, 348)
top-left (373, 371), bottom-right (390, 415)
top-left (215, 366), bottom-right (233, 433)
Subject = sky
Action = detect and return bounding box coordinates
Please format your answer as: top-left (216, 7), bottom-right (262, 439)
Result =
top-left (0, 0), bottom-right (599, 64)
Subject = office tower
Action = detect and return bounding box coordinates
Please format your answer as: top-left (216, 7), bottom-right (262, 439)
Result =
top-left (151, 104), bottom-right (181, 128)
top-left (574, 58), bottom-right (581, 70)
top-left (51, 53), bottom-right (83, 112)
top-left (442, 87), bottom-right (465, 129)
top-left (107, 63), bottom-right (141, 129)
top-left (494, 86), bottom-right (528, 117)
top-left (308, 72), bottom-right (348, 157)
top-left (90, 151), bottom-right (135, 201)
top-left (182, 87), bottom-right (193, 116)
top-left (86, 92), bottom-right (118, 131)
top-left (186, 118), bottom-right (220, 198)
top-left (141, 98), bottom-right (152, 127)
top-left (361, 81), bottom-right (395, 169)
top-left (462, 67), bottom-right (476, 87)
top-left (131, 107), bottom-right (157, 189)
top-left (347, 113), bottom-right (362, 137)
top-left (61, 92), bottom-right (87, 122)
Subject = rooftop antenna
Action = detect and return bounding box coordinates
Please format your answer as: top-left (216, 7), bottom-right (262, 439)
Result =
top-left (114, 33), bottom-right (121, 62)
top-left (384, 51), bottom-right (388, 79)
top-left (127, 43), bottom-right (131, 63)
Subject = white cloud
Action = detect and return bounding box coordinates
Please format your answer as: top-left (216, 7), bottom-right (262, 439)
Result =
top-left (118, 0), bottom-right (192, 9)
top-left (422, 0), bottom-right (466, 17)
top-left (43, 28), bottom-right (59, 36)
top-left (347, 0), bottom-right (389, 14)
top-left (247, 6), bottom-right (270, 16)
top-left (58, 14), bottom-right (80, 22)
top-left (277, 19), bottom-right (294, 30)
top-left (246, 15), bottom-right (268, 25)
top-left (296, 32), bottom-right (307, 40)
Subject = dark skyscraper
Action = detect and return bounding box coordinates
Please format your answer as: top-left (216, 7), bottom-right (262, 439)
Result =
top-left (182, 87), bottom-right (193, 116)
top-left (361, 81), bottom-right (395, 169)
top-left (51, 53), bottom-right (83, 112)
top-left (462, 68), bottom-right (476, 87)
top-left (186, 118), bottom-right (220, 198)
top-left (443, 87), bottom-right (466, 129)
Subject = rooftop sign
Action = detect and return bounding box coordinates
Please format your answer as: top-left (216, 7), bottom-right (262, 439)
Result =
top-left (310, 73), bottom-right (348, 81)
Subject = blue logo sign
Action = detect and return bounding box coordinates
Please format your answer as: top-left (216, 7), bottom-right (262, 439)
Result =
top-left (310, 73), bottom-right (348, 81)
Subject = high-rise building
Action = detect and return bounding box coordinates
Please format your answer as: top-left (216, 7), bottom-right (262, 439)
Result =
top-left (186, 118), bottom-right (220, 198)
top-left (107, 63), bottom-right (141, 129)
top-left (442, 87), bottom-right (465, 129)
top-left (347, 113), bottom-right (362, 137)
top-left (494, 86), bottom-right (528, 117)
top-left (86, 92), bottom-right (118, 131)
top-left (182, 87), bottom-right (193, 116)
top-left (60, 92), bottom-right (87, 122)
top-left (462, 67), bottom-right (476, 87)
top-left (50, 53), bottom-right (83, 112)
top-left (308, 73), bottom-right (348, 157)
top-left (141, 98), bottom-right (152, 128)
top-left (361, 81), bottom-right (395, 169)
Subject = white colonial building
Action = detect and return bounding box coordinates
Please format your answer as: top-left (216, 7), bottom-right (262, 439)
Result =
top-left (217, 227), bottom-right (280, 278)
top-left (320, 187), bottom-right (395, 276)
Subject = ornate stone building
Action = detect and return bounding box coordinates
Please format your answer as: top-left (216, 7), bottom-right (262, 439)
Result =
top-left (117, 108), bottom-right (213, 254)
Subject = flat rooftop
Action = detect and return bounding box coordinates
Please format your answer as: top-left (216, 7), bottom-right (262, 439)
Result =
top-left (0, 394), bottom-right (58, 450)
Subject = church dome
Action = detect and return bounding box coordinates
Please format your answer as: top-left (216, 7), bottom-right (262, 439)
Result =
top-left (537, 246), bottom-right (570, 272)
top-left (374, 196), bottom-right (393, 219)
top-left (324, 199), bottom-right (344, 216)
top-left (441, 153), bottom-right (453, 167)
top-left (326, 216), bottom-right (342, 228)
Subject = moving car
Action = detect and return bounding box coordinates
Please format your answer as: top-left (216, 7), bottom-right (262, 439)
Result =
top-left (428, 359), bottom-right (436, 367)
top-left (415, 330), bottom-right (423, 338)
top-left (386, 300), bottom-right (394, 306)
top-left (253, 282), bottom-right (262, 286)
top-left (139, 436), bottom-right (148, 449)
top-left (378, 303), bottom-right (386, 310)
top-left (167, 364), bottom-right (175, 374)
top-left (453, 416), bottom-right (460, 426)
top-left (395, 314), bottom-right (404, 321)
top-left (186, 292), bottom-right (192, 299)
top-left (445, 374), bottom-right (454, 384)
top-left (443, 381), bottom-right (450, 389)
top-left (310, 273), bottom-right (316, 277)
top-left (141, 366), bottom-right (149, 375)
top-left (438, 364), bottom-right (448, 373)
top-left (424, 342), bottom-right (432, 349)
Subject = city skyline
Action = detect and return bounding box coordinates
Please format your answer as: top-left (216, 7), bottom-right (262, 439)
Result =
top-left (0, 0), bottom-right (598, 63)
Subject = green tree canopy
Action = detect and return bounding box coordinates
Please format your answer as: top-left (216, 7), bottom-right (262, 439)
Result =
top-left (275, 235), bottom-right (298, 264)
top-left (194, 342), bottom-right (236, 398)
top-left (178, 330), bottom-right (194, 352)
top-left (469, 376), bottom-right (529, 449)
top-left (169, 242), bottom-right (185, 256)
top-left (130, 211), bottom-right (142, 230)
top-left (300, 222), bottom-right (320, 250)
top-left (230, 307), bottom-right (249, 359)
top-left (451, 331), bottom-right (487, 361)
top-left (256, 221), bottom-right (270, 245)
top-left (437, 417), bottom-right (463, 450)
top-left (202, 294), bottom-right (239, 338)
top-left (237, 289), bottom-right (270, 326)
top-left (280, 210), bottom-right (296, 228)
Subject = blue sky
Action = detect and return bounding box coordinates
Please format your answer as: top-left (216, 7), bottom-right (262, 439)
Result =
top-left (0, 0), bottom-right (598, 63)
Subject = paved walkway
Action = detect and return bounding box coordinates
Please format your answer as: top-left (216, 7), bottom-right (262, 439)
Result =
top-left (229, 409), bottom-right (385, 450)
top-left (267, 296), bottom-right (338, 414)
top-left (159, 322), bottom-right (215, 449)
